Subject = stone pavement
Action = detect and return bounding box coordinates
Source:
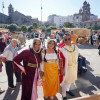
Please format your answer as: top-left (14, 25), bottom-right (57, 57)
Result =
top-left (0, 39), bottom-right (100, 100)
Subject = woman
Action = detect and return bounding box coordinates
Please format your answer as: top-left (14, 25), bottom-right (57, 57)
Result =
top-left (13, 38), bottom-right (42, 100)
top-left (0, 54), bottom-right (5, 93)
top-left (40, 39), bottom-right (59, 100)
top-left (0, 32), bottom-right (6, 53)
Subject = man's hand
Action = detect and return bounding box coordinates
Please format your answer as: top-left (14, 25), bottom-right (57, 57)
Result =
top-left (1, 57), bottom-right (8, 63)
top-left (61, 68), bottom-right (65, 76)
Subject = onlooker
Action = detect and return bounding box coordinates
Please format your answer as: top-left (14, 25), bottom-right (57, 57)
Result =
top-left (2, 39), bottom-right (21, 89)
top-left (0, 54), bottom-right (5, 93)
top-left (0, 32), bottom-right (6, 53)
top-left (92, 34), bottom-right (96, 45)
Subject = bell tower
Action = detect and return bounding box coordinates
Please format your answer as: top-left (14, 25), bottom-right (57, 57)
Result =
top-left (82, 1), bottom-right (90, 21)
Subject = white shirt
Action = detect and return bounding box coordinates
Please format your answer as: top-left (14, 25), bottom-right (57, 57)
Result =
top-left (2, 44), bottom-right (18, 61)
top-left (3, 50), bottom-right (14, 61)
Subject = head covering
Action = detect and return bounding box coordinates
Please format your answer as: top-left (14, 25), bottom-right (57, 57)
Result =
top-left (47, 39), bottom-right (57, 49)
top-left (30, 38), bottom-right (42, 49)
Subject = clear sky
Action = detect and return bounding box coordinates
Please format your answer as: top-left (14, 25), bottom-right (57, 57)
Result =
top-left (0, 0), bottom-right (100, 21)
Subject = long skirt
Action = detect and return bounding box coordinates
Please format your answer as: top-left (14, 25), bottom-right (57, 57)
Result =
top-left (43, 62), bottom-right (59, 97)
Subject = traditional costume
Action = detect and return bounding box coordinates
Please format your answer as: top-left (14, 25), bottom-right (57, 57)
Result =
top-left (13, 39), bottom-right (42, 100)
top-left (41, 50), bottom-right (59, 97)
top-left (58, 43), bottom-right (78, 97)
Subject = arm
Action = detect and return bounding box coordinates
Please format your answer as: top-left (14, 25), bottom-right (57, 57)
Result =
top-left (39, 50), bottom-right (44, 78)
top-left (2, 50), bottom-right (9, 63)
top-left (13, 50), bottom-right (26, 73)
top-left (58, 48), bottom-right (65, 75)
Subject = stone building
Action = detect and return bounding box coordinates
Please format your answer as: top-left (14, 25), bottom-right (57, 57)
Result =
top-left (74, 1), bottom-right (91, 28)
top-left (48, 1), bottom-right (98, 28)
top-left (0, 4), bottom-right (39, 26)
top-left (81, 19), bottom-right (100, 28)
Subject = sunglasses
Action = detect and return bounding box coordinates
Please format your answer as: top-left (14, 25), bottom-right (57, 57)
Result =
top-left (64, 38), bottom-right (71, 41)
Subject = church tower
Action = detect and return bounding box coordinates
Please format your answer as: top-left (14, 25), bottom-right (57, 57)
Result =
top-left (8, 4), bottom-right (14, 24)
top-left (82, 1), bottom-right (90, 22)
top-left (8, 4), bottom-right (14, 16)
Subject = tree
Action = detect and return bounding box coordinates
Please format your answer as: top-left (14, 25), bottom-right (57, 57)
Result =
top-left (28, 25), bottom-right (33, 32)
top-left (46, 26), bottom-right (57, 32)
top-left (17, 27), bottom-right (21, 31)
top-left (63, 22), bottom-right (75, 28)
top-left (33, 23), bottom-right (38, 29)
top-left (21, 25), bottom-right (28, 32)
top-left (7, 24), bottom-right (18, 32)
top-left (0, 24), bottom-right (8, 28)
top-left (92, 24), bottom-right (100, 30)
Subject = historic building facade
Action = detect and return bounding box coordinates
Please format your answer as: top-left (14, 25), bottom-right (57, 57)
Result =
top-left (0, 4), bottom-right (39, 26)
top-left (48, 1), bottom-right (98, 28)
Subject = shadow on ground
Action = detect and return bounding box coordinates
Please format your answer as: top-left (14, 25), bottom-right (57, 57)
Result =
top-left (78, 44), bottom-right (98, 50)
top-left (2, 84), bottom-right (21, 100)
top-left (67, 59), bottom-right (100, 99)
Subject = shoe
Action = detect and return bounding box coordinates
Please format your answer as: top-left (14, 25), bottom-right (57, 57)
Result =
top-left (63, 97), bottom-right (67, 100)
top-left (8, 86), bottom-right (16, 90)
top-left (0, 89), bottom-right (5, 93)
top-left (66, 91), bottom-right (75, 96)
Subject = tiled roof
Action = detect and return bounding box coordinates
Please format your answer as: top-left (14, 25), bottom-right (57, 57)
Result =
top-left (83, 19), bottom-right (100, 23)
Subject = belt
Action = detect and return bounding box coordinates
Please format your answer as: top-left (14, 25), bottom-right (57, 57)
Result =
top-left (45, 59), bottom-right (57, 64)
top-left (68, 63), bottom-right (77, 66)
top-left (28, 63), bottom-right (37, 67)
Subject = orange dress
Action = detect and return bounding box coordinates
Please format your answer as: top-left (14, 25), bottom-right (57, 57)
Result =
top-left (43, 53), bottom-right (59, 97)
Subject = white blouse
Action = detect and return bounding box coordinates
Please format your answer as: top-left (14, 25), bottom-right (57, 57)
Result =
top-left (40, 53), bottom-right (59, 72)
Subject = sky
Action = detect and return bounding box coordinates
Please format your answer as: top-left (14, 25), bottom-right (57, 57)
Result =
top-left (0, 0), bottom-right (100, 21)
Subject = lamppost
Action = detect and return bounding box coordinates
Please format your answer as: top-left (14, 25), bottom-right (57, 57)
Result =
top-left (41, 3), bottom-right (43, 31)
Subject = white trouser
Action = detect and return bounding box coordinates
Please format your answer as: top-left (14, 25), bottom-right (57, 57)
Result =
top-left (62, 83), bottom-right (71, 97)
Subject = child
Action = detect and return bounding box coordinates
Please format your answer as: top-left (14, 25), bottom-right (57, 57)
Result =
top-left (0, 54), bottom-right (5, 93)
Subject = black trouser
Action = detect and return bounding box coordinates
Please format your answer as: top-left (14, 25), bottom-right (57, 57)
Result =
top-left (5, 61), bottom-right (21, 87)
top-left (78, 57), bottom-right (86, 69)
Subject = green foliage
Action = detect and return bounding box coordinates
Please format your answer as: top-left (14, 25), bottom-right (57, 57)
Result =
top-left (33, 23), bottom-right (38, 29)
top-left (7, 24), bottom-right (18, 32)
top-left (92, 24), bottom-right (100, 30)
top-left (46, 26), bottom-right (57, 32)
top-left (21, 25), bottom-right (28, 32)
top-left (28, 25), bottom-right (33, 32)
top-left (63, 22), bottom-right (75, 28)
top-left (17, 27), bottom-right (21, 31)
top-left (0, 24), bottom-right (8, 28)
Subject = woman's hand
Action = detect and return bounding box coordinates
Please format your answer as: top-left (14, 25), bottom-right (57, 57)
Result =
top-left (22, 69), bottom-right (26, 75)
top-left (39, 71), bottom-right (44, 78)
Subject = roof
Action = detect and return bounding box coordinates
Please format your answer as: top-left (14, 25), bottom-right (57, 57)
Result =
top-left (82, 18), bottom-right (100, 23)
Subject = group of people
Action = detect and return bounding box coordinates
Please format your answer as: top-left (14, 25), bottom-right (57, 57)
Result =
top-left (0, 30), bottom-right (87, 100)
top-left (90, 31), bottom-right (100, 46)
top-left (0, 31), bottom-right (26, 54)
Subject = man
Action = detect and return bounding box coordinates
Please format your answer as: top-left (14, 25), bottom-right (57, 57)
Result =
top-left (71, 31), bottom-right (78, 45)
top-left (2, 39), bottom-right (21, 89)
top-left (58, 33), bottom-right (79, 100)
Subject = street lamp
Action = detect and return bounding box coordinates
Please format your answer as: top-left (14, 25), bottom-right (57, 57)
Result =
top-left (41, 3), bottom-right (43, 30)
